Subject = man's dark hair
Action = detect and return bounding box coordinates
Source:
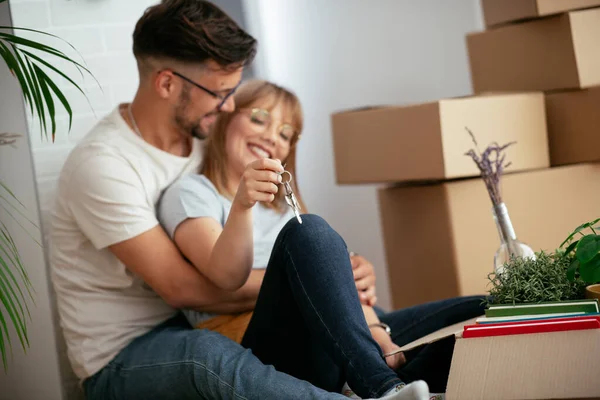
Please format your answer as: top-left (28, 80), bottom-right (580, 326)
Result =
top-left (133, 0), bottom-right (257, 69)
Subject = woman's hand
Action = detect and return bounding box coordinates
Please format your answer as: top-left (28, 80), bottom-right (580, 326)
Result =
top-left (350, 254), bottom-right (377, 306)
top-left (370, 327), bottom-right (406, 370)
top-left (233, 158), bottom-right (284, 210)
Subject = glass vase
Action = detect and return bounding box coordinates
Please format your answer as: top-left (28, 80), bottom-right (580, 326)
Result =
top-left (492, 203), bottom-right (535, 274)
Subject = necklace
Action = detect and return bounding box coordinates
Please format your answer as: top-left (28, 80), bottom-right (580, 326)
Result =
top-left (127, 103), bottom-right (190, 157)
top-left (127, 103), bottom-right (143, 138)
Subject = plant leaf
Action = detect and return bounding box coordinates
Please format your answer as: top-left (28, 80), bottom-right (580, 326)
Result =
top-left (576, 235), bottom-right (600, 264)
top-left (564, 240), bottom-right (579, 257)
top-left (0, 32), bottom-right (94, 79)
top-left (0, 255), bottom-right (27, 327)
top-left (567, 258), bottom-right (579, 282)
top-left (33, 64), bottom-right (56, 141)
top-left (40, 68), bottom-right (73, 132)
top-left (0, 240), bottom-right (31, 319)
top-left (580, 253), bottom-right (600, 284)
top-left (0, 222), bottom-right (34, 294)
top-left (0, 304), bottom-right (9, 372)
top-left (0, 274), bottom-right (28, 351)
top-left (9, 44), bottom-right (37, 117)
top-left (560, 218), bottom-right (600, 248)
top-left (23, 55), bottom-right (47, 138)
top-left (0, 41), bottom-right (32, 111)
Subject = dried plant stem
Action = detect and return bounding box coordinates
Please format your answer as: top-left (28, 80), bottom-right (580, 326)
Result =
top-left (464, 127), bottom-right (514, 207)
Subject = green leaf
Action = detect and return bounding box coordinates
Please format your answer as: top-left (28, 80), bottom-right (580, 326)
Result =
top-left (0, 240), bottom-right (31, 319)
top-left (576, 235), bottom-right (600, 264)
top-left (33, 64), bottom-right (56, 141)
top-left (23, 55), bottom-right (46, 138)
top-left (0, 41), bottom-right (32, 111)
top-left (23, 51), bottom-right (79, 131)
top-left (580, 253), bottom-right (600, 284)
top-left (0, 181), bottom-right (24, 209)
top-left (0, 274), bottom-right (28, 351)
top-left (0, 222), bottom-right (34, 294)
top-left (560, 218), bottom-right (600, 248)
top-left (0, 32), bottom-right (94, 79)
top-left (10, 44), bottom-right (37, 116)
top-left (567, 258), bottom-right (579, 282)
top-left (0, 303), bottom-right (9, 372)
top-left (564, 240), bottom-right (579, 256)
top-left (0, 256), bottom-right (27, 327)
top-left (41, 68), bottom-right (73, 132)
top-left (21, 49), bottom-right (88, 98)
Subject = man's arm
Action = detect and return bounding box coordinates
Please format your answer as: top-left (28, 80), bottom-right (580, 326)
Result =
top-left (66, 153), bottom-right (260, 313)
top-left (109, 225), bottom-right (263, 312)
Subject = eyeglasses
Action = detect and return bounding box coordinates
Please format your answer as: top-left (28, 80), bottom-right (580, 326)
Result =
top-left (171, 71), bottom-right (241, 109)
top-left (241, 108), bottom-right (300, 146)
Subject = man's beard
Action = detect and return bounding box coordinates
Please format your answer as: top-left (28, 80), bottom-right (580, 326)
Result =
top-left (174, 85), bottom-right (213, 140)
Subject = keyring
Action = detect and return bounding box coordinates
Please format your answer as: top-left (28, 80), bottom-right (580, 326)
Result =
top-left (280, 170), bottom-right (293, 184)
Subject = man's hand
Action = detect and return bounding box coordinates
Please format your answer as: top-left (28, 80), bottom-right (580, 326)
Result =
top-left (350, 254), bottom-right (377, 306)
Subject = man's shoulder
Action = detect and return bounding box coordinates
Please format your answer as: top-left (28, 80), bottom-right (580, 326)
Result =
top-left (62, 108), bottom-right (139, 174)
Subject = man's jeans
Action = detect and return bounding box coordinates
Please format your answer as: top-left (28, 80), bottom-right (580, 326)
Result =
top-left (84, 215), bottom-right (485, 399)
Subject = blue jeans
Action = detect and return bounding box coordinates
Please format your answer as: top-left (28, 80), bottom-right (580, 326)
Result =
top-left (84, 215), bottom-right (485, 399)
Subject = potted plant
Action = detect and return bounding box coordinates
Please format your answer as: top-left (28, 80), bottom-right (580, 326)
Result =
top-left (0, 0), bottom-right (94, 371)
top-left (560, 218), bottom-right (600, 300)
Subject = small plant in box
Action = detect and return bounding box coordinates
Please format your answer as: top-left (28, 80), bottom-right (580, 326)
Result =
top-left (560, 218), bottom-right (600, 285)
top-left (486, 251), bottom-right (587, 305)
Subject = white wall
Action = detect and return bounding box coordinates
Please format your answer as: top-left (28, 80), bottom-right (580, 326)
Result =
top-left (243, 0), bottom-right (484, 309)
top-left (0, 3), bottom-right (64, 400)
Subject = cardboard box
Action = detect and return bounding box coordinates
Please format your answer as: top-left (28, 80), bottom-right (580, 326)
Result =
top-left (399, 320), bottom-right (600, 399)
top-left (378, 164), bottom-right (600, 310)
top-left (330, 93), bottom-right (549, 184)
top-left (546, 86), bottom-right (600, 166)
top-left (467, 8), bottom-right (600, 93)
top-left (446, 329), bottom-right (600, 399)
top-left (481, 0), bottom-right (600, 27)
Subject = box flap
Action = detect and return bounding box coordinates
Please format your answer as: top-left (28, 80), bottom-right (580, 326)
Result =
top-left (398, 317), bottom-right (478, 351)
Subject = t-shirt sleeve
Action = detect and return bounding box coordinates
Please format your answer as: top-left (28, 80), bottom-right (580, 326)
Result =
top-left (66, 153), bottom-right (158, 250)
top-left (158, 176), bottom-right (224, 239)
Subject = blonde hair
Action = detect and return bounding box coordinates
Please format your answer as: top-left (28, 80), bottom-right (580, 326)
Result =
top-left (201, 80), bottom-right (306, 213)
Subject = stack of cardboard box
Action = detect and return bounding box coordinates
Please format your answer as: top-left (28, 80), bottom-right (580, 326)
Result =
top-left (331, 0), bottom-right (600, 311)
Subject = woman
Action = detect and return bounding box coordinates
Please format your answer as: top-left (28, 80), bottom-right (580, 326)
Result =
top-left (158, 80), bottom-right (484, 399)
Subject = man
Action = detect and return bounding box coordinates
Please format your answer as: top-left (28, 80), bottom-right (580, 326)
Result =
top-left (49, 1), bottom-right (356, 398)
top-left (50, 1), bottom-right (484, 398)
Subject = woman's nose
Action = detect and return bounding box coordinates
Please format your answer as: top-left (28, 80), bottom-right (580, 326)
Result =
top-left (261, 125), bottom-right (278, 145)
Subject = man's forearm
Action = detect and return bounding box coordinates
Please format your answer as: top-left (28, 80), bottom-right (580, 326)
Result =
top-left (181, 269), bottom-right (265, 314)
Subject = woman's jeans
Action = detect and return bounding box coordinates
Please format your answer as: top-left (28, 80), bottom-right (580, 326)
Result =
top-left (84, 215), bottom-right (486, 399)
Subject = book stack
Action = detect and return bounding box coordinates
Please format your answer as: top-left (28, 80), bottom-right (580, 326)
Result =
top-left (462, 299), bottom-right (600, 338)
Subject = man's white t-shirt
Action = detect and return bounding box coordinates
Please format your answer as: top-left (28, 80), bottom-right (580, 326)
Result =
top-left (49, 104), bottom-right (203, 380)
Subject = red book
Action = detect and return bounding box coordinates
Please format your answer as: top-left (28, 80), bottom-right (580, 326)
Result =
top-left (463, 316), bottom-right (600, 338)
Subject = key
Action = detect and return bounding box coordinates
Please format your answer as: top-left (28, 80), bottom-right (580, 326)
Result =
top-left (280, 170), bottom-right (302, 224)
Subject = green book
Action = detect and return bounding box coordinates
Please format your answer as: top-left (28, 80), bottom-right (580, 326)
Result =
top-left (485, 299), bottom-right (600, 317)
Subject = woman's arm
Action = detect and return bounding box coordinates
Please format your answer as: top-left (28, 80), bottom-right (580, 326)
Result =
top-left (173, 158), bottom-right (283, 291)
top-left (174, 206), bottom-right (254, 291)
